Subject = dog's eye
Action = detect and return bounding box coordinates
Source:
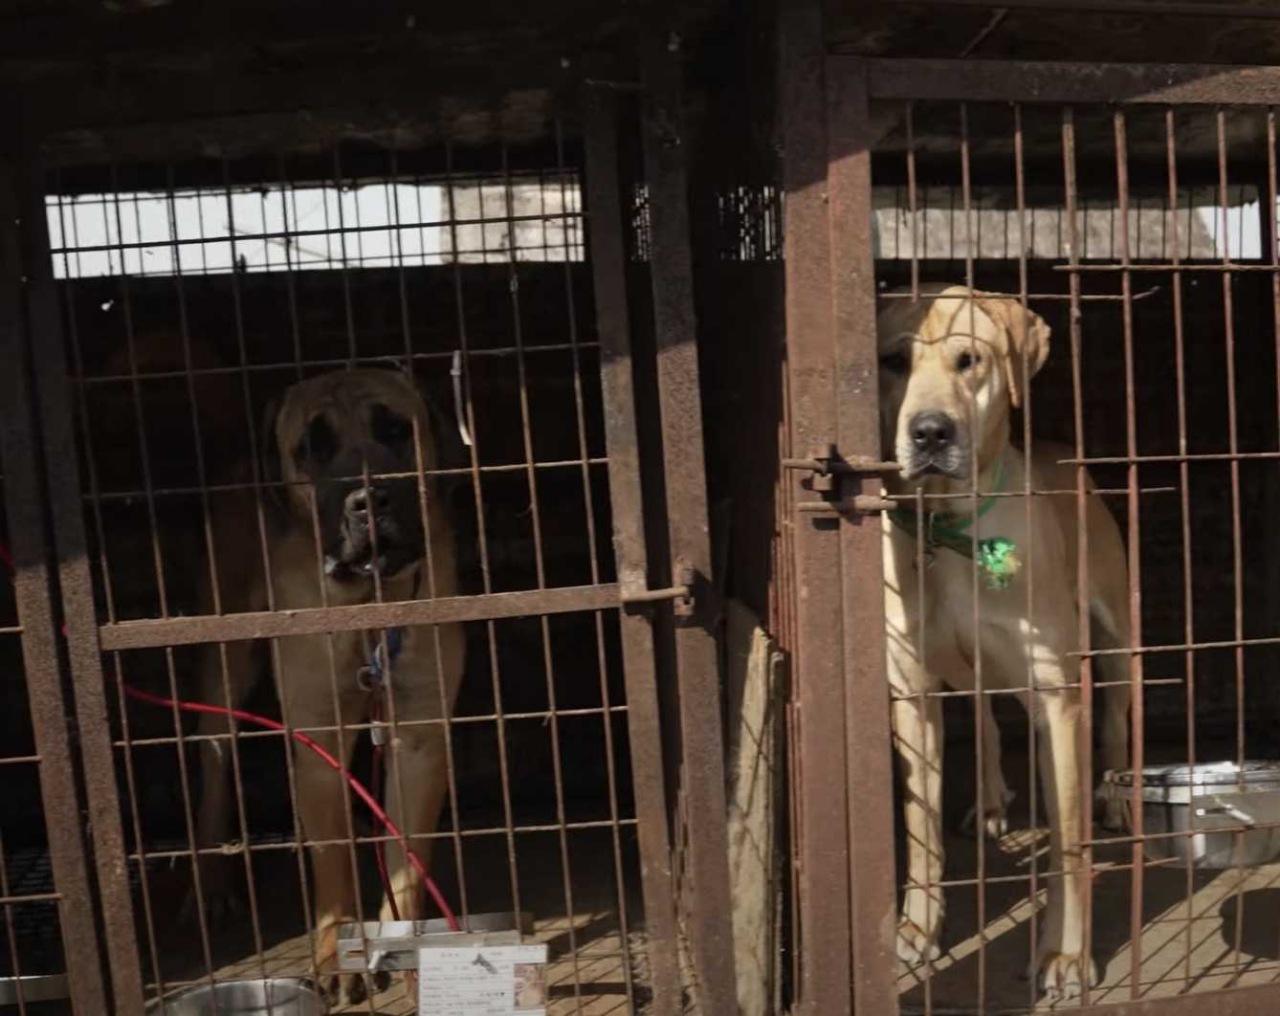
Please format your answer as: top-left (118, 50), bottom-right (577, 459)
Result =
top-left (880, 351), bottom-right (909, 375)
top-left (957, 351), bottom-right (980, 371)
top-left (294, 414), bottom-right (337, 468)
top-left (371, 404), bottom-right (413, 447)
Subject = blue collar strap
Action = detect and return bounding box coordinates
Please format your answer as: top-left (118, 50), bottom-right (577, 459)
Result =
top-left (365, 627), bottom-right (405, 687)
top-left (359, 568), bottom-right (421, 688)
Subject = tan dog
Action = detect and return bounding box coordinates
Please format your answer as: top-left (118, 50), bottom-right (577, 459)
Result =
top-left (878, 284), bottom-right (1132, 1000)
top-left (190, 367), bottom-right (464, 1004)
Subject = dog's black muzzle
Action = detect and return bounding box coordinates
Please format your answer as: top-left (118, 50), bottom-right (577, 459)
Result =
top-left (323, 480), bottom-right (424, 581)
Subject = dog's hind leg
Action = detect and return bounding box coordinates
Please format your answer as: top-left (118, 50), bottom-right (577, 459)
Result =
top-left (187, 638), bottom-right (259, 927)
top-left (963, 695), bottom-right (1014, 840)
top-left (1090, 603), bottom-right (1133, 832)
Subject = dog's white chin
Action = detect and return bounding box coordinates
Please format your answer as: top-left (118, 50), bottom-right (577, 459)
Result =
top-left (323, 554), bottom-right (389, 578)
top-left (899, 464), bottom-right (968, 483)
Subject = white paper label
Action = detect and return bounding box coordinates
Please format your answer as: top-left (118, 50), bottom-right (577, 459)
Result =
top-left (418, 943), bottom-right (548, 1015)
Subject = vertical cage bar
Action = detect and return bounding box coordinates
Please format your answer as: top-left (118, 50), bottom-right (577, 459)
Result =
top-left (826, 55), bottom-right (901, 1016)
top-left (0, 161), bottom-right (109, 1016)
top-left (583, 84), bottom-right (682, 1016)
top-left (1114, 107), bottom-right (1147, 1001)
top-left (778, 3), bottom-right (852, 1013)
top-left (552, 113), bottom-right (640, 1005)
top-left (1060, 104), bottom-right (1098, 1009)
top-left (18, 160), bottom-right (148, 1016)
top-left (1011, 104), bottom-right (1043, 1010)
top-left (1163, 104), bottom-right (1200, 992)
top-left (639, 30), bottom-right (739, 1016)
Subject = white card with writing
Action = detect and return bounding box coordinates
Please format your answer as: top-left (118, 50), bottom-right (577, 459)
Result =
top-left (418, 943), bottom-right (549, 1015)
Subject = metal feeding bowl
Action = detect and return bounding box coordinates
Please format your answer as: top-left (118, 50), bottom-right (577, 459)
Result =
top-left (1103, 761), bottom-right (1280, 869)
top-left (150, 979), bottom-right (328, 1016)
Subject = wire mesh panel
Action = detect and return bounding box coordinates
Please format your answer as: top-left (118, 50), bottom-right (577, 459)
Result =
top-left (810, 56), bottom-right (1280, 1016)
top-left (23, 108), bottom-right (685, 1016)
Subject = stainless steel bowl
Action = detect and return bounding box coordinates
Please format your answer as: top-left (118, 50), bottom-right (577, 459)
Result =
top-left (1103, 761), bottom-right (1280, 869)
top-left (0, 974), bottom-right (69, 1006)
top-left (151, 979), bottom-right (328, 1016)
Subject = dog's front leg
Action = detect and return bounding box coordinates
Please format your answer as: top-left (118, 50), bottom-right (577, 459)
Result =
top-left (289, 713), bottom-right (363, 1004)
top-left (379, 627), bottom-right (464, 926)
top-left (889, 643), bottom-right (946, 967)
top-left (1033, 664), bottom-right (1097, 1001)
top-left (379, 720), bottom-right (450, 923)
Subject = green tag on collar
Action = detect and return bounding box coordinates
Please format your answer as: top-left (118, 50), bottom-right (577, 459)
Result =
top-left (976, 537), bottom-right (1021, 590)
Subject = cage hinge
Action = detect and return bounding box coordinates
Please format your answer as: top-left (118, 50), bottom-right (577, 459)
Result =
top-left (619, 562), bottom-right (697, 618)
top-left (785, 444), bottom-right (899, 515)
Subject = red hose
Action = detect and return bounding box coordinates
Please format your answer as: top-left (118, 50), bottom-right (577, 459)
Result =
top-left (116, 680), bottom-right (459, 932)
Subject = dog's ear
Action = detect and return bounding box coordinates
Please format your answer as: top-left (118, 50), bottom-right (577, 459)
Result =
top-left (258, 396), bottom-right (284, 507)
top-left (974, 293), bottom-right (1050, 409)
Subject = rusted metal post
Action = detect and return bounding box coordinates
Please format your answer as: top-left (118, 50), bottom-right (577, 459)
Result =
top-left (826, 56), bottom-right (901, 1016)
top-left (638, 29), bottom-right (739, 1016)
top-left (17, 159), bottom-right (148, 1016)
top-left (777, 2), bottom-right (854, 1015)
top-left (0, 159), bottom-right (110, 1016)
top-left (582, 84), bottom-right (682, 1016)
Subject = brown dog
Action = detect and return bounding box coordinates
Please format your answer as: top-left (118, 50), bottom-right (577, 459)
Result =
top-left (878, 284), bottom-right (1132, 1000)
top-left (190, 367), bottom-right (465, 1003)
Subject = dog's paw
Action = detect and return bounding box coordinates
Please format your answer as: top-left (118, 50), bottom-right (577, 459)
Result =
top-left (896, 886), bottom-right (944, 968)
top-left (1035, 951), bottom-right (1098, 1003)
top-left (961, 791), bottom-right (1014, 840)
top-left (896, 917), bottom-right (942, 967)
top-left (318, 970), bottom-right (394, 1008)
top-left (320, 972), bottom-right (366, 1009)
top-left (1094, 784), bottom-right (1129, 833)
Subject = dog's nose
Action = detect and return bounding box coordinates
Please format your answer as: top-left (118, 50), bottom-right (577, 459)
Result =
top-left (909, 412), bottom-right (957, 453)
top-left (344, 486), bottom-right (390, 517)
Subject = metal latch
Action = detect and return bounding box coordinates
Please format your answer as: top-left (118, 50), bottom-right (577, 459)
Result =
top-left (784, 444), bottom-right (900, 515)
top-left (619, 561), bottom-right (696, 618)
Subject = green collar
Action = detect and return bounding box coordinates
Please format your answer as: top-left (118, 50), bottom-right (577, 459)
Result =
top-left (888, 458), bottom-right (1022, 590)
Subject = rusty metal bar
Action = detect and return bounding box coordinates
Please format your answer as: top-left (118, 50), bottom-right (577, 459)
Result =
top-left (582, 84), bottom-right (681, 1016)
top-left (618, 582), bottom-right (693, 607)
top-left (639, 30), bottom-right (738, 1016)
top-left (855, 56), bottom-right (1280, 106)
top-left (98, 583), bottom-right (621, 650)
top-left (0, 161), bottom-right (109, 1016)
top-left (877, 0), bottom-right (1280, 18)
top-left (17, 162), bottom-right (147, 1014)
top-left (70, 346), bottom-right (602, 386)
top-left (45, 210), bottom-right (582, 258)
top-left (779, 3), bottom-right (852, 1013)
top-left (1071, 984), bottom-right (1280, 1016)
top-left (825, 56), bottom-right (901, 1016)
top-left (1115, 104), bottom-right (1147, 1001)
